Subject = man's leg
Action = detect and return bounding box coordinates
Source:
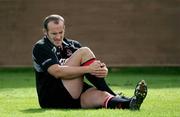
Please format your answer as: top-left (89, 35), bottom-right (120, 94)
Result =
top-left (62, 47), bottom-right (132, 109)
top-left (65, 47), bottom-right (116, 96)
top-left (80, 80), bottom-right (147, 109)
top-left (80, 88), bottom-right (110, 108)
top-left (80, 88), bottom-right (130, 109)
top-left (85, 74), bottom-right (116, 95)
top-left (62, 47), bottom-right (96, 99)
top-left (81, 58), bottom-right (116, 96)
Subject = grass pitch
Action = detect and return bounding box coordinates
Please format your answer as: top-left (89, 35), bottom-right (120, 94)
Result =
top-left (0, 67), bottom-right (180, 117)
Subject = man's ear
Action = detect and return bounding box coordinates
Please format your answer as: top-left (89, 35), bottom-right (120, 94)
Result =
top-left (63, 25), bottom-right (65, 34)
top-left (43, 28), bottom-right (47, 35)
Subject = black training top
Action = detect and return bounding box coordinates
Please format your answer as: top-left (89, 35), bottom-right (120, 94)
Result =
top-left (33, 36), bottom-right (81, 71)
top-left (32, 36), bottom-right (81, 106)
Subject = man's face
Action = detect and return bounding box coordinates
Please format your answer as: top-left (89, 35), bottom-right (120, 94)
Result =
top-left (45, 20), bottom-right (65, 47)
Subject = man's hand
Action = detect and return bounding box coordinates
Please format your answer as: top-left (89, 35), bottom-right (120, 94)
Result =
top-left (88, 60), bottom-right (108, 78)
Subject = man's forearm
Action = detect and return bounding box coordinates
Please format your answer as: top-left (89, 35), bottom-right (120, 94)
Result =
top-left (48, 64), bottom-right (90, 79)
top-left (57, 65), bottom-right (91, 79)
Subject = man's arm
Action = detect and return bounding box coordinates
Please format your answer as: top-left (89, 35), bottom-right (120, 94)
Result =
top-left (48, 61), bottom-right (104, 79)
top-left (48, 64), bottom-right (89, 79)
top-left (91, 63), bottom-right (108, 78)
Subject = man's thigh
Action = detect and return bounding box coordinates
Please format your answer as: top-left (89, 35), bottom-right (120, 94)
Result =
top-left (64, 47), bottom-right (95, 66)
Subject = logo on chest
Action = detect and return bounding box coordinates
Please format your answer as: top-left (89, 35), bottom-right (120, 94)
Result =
top-left (66, 49), bottom-right (73, 57)
top-left (59, 58), bottom-right (66, 65)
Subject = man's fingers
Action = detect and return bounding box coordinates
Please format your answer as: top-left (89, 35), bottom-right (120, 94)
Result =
top-left (91, 70), bottom-right (107, 78)
top-left (100, 63), bottom-right (106, 68)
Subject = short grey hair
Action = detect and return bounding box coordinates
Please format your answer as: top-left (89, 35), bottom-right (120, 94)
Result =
top-left (43, 14), bottom-right (65, 31)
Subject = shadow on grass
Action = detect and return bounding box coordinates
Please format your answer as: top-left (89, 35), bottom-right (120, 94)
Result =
top-left (21, 108), bottom-right (46, 113)
top-left (21, 108), bottom-right (94, 114)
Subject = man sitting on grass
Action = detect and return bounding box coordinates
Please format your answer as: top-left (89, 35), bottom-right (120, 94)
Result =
top-left (32, 14), bottom-right (147, 110)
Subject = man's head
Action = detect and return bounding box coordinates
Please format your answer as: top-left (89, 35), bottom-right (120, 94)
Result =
top-left (43, 14), bottom-right (65, 47)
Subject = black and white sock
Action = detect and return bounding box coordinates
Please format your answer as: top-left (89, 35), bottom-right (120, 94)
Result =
top-left (103, 96), bottom-right (130, 109)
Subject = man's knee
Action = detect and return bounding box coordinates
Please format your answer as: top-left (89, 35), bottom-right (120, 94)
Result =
top-left (99, 91), bottom-right (111, 100)
top-left (77, 47), bottom-right (95, 63)
top-left (81, 89), bottom-right (111, 108)
top-left (78, 47), bottom-right (91, 54)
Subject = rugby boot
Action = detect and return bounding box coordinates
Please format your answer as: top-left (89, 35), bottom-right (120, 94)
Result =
top-left (129, 80), bottom-right (148, 110)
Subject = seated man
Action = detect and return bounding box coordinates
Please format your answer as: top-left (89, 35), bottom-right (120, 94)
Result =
top-left (32, 14), bottom-right (147, 110)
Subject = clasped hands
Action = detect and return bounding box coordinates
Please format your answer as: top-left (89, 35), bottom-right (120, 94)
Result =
top-left (88, 60), bottom-right (108, 78)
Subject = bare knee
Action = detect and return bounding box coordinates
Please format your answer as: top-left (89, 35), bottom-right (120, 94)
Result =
top-left (64, 46), bottom-right (95, 66)
top-left (78, 47), bottom-right (91, 55)
top-left (78, 47), bottom-right (95, 63)
top-left (81, 89), bottom-right (112, 108)
top-left (98, 91), bottom-right (111, 101)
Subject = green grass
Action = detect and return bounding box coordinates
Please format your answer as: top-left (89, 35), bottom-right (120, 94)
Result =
top-left (0, 67), bottom-right (180, 117)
